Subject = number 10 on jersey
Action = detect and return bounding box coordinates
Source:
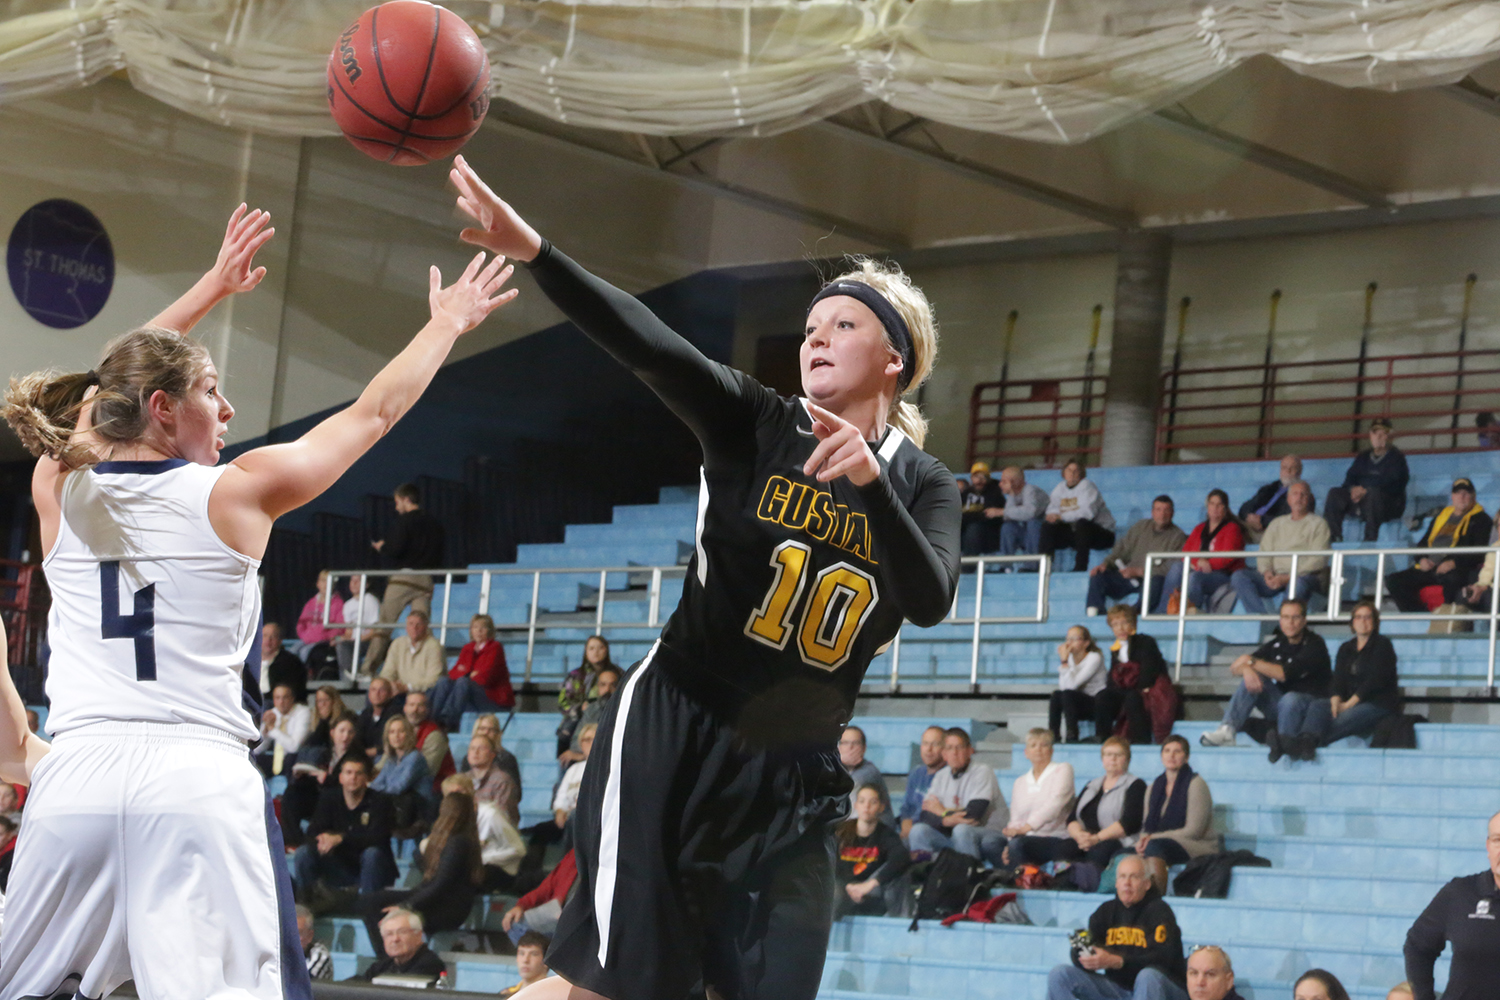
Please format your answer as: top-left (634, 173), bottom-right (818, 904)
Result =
top-left (745, 540), bottom-right (879, 671)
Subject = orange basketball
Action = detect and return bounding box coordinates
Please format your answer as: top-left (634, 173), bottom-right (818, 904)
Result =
top-left (327, 1), bottom-right (491, 167)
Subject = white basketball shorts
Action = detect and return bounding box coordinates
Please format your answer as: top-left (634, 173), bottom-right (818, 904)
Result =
top-left (0, 721), bottom-right (311, 1000)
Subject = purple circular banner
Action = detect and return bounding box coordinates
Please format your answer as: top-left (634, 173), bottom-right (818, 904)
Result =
top-left (7, 199), bottom-right (114, 330)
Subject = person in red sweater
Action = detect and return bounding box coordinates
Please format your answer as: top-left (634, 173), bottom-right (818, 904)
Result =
top-left (1153, 490), bottom-right (1245, 615)
top-left (429, 614), bottom-right (514, 731)
top-left (502, 849), bottom-right (578, 945)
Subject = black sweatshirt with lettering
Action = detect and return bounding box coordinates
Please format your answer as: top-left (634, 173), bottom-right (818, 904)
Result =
top-left (525, 243), bottom-right (961, 747)
top-left (1082, 889), bottom-right (1185, 990)
top-left (1404, 870), bottom-right (1500, 1000)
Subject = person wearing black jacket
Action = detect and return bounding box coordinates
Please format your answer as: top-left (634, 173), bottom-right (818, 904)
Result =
top-left (1046, 854), bottom-right (1186, 1000)
top-left (1299, 600), bottom-right (1400, 749)
top-left (1403, 811), bottom-right (1500, 1000)
top-left (291, 757), bottom-right (398, 896)
top-left (959, 462), bottom-right (1005, 556)
top-left (1385, 479), bottom-right (1492, 613)
top-left (357, 789), bottom-right (483, 960)
top-left (348, 909), bottom-right (447, 981)
top-left (361, 483), bottom-right (446, 673)
top-left (1238, 454), bottom-right (1307, 539)
top-left (1093, 605), bottom-right (1168, 746)
top-left (1323, 419), bottom-right (1409, 542)
top-left (832, 784), bottom-right (912, 918)
top-left (1201, 600), bottom-right (1329, 756)
top-left (261, 622), bottom-right (308, 704)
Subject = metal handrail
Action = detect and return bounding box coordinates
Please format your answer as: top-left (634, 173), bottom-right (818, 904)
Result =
top-left (1141, 546), bottom-right (1500, 687)
top-left (322, 554), bottom-right (1054, 691)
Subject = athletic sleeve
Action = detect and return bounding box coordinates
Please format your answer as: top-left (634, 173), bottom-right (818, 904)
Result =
top-left (1403, 883), bottom-right (1452, 1000)
top-left (857, 460), bottom-right (961, 628)
top-left (524, 242), bottom-right (770, 461)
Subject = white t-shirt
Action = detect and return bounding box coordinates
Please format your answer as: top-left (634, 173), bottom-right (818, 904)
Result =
top-left (1060, 650), bottom-right (1106, 696)
top-left (554, 760), bottom-right (588, 813)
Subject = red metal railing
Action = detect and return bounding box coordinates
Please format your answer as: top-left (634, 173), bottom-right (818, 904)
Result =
top-left (968, 375), bottom-right (1106, 470)
top-left (1155, 347), bottom-right (1500, 463)
top-left (0, 559), bottom-right (42, 668)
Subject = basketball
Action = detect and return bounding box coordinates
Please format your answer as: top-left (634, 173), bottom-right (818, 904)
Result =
top-left (326, 0), bottom-right (490, 167)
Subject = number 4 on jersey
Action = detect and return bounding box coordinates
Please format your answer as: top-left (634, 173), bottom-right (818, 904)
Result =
top-left (745, 540), bottom-right (879, 671)
top-left (100, 560), bottom-right (157, 681)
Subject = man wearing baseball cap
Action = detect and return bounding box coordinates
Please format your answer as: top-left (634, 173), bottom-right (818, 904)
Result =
top-left (1323, 418), bottom-right (1410, 542)
top-left (1384, 477), bottom-right (1492, 613)
top-left (959, 461), bottom-right (1005, 557)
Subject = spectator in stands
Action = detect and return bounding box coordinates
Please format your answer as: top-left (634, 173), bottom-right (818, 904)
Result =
top-left (373, 714), bottom-right (436, 828)
top-left (349, 909), bottom-right (446, 981)
top-left (908, 728), bottom-right (1009, 865)
top-left (0, 815), bottom-right (16, 892)
top-left (339, 574), bottom-right (381, 677)
top-left (467, 711), bottom-right (503, 752)
top-left (362, 483), bottom-right (446, 673)
top-left (466, 731), bottom-right (521, 826)
top-left (959, 461), bottom-right (1006, 557)
top-left (1012, 737), bottom-right (1146, 875)
top-left (1403, 809), bottom-right (1500, 1000)
top-left (358, 676), bottom-right (401, 756)
top-left (281, 716), bottom-right (365, 848)
top-left (1094, 605), bottom-right (1172, 747)
top-left (1155, 490), bottom-right (1245, 616)
top-left (446, 771), bottom-right (525, 893)
top-left (998, 465), bottom-right (1051, 562)
top-left (1201, 599), bottom-right (1330, 753)
top-left (1386, 985), bottom-right (1413, 1000)
top-left (462, 714), bottom-right (522, 811)
top-left (557, 635), bottom-right (614, 757)
top-left (296, 570), bottom-right (344, 680)
top-left (832, 784), bottom-right (912, 918)
top-left (293, 756), bottom-right (398, 897)
top-left (1000, 729), bottom-right (1075, 866)
top-left (900, 726), bottom-right (947, 841)
top-left (1324, 418), bottom-right (1409, 542)
top-left (357, 786), bottom-right (483, 959)
top-left (1288, 600), bottom-right (1400, 752)
top-left (254, 683), bottom-right (311, 777)
top-left (403, 690), bottom-right (456, 787)
top-left (560, 664), bottom-right (622, 767)
top-left (1045, 853), bottom-right (1185, 1000)
top-left (838, 725), bottom-right (892, 823)
top-left (1044, 459), bottom-right (1117, 573)
top-left (1239, 454), bottom-right (1307, 540)
top-left (553, 722), bottom-right (595, 830)
top-left (1464, 543), bottom-right (1500, 611)
top-left (1087, 497), bottom-right (1186, 618)
top-left (429, 613), bottom-right (514, 731)
top-left (296, 905), bottom-right (332, 981)
top-left (305, 685), bottom-right (355, 751)
top-left (499, 931), bottom-right (552, 997)
top-left (1230, 480), bottom-right (1328, 616)
top-left (503, 848), bottom-right (577, 944)
top-left (379, 610), bottom-right (445, 696)
top-left (1293, 970), bottom-right (1352, 1000)
top-left (1136, 737), bottom-right (1219, 893)
top-left (1052, 625), bottom-right (1106, 744)
top-left (1385, 478), bottom-right (1492, 613)
top-left (260, 622), bottom-right (307, 704)
top-left (1184, 946), bottom-right (1241, 1000)
top-left (0, 784), bottom-right (18, 819)
top-left (1477, 412), bottom-right (1500, 450)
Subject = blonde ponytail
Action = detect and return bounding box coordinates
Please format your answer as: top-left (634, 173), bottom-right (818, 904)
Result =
top-left (3, 326), bottom-right (212, 468)
top-left (825, 257), bottom-right (938, 450)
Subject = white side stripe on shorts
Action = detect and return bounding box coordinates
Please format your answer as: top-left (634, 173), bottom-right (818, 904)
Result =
top-left (593, 641), bottom-right (658, 965)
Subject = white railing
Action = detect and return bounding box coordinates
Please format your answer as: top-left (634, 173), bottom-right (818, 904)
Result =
top-left (321, 553), bottom-right (1054, 690)
top-left (1141, 546), bottom-right (1500, 686)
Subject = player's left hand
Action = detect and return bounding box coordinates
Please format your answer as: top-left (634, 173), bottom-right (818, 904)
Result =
top-left (802, 402), bottom-right (880, 487)
top-left (207, 204), bottom-right (275, 298)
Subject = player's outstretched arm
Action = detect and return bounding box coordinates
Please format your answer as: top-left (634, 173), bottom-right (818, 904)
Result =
top-left (149, 204), bottom-right (275, 335)
top-left (0, 619), bottom-right (49, 786)
top-left (211, 253), bottom-right (516, 552)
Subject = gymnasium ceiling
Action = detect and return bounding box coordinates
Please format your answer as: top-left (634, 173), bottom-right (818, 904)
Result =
top-left (8, 1), bottom-right (1500, 255)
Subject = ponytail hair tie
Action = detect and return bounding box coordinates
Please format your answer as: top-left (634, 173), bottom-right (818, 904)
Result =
top-left (84, 370), bottom-right (100, 387)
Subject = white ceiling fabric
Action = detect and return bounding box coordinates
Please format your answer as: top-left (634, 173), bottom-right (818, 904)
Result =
top-left (2, 0), bottom-right (1499, 142)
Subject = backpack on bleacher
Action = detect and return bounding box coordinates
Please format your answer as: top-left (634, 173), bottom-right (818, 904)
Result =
top-left (907, 849), bottom-right (982, 930)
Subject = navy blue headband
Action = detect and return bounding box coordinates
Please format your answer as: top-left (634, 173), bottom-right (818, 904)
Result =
top-left (807, 280), bottom-right (915, 392)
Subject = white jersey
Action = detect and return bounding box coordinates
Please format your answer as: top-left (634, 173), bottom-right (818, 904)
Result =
top-left (43, 459), bottom-right (262, 742)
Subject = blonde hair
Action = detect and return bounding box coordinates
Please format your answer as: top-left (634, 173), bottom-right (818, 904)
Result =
top-left (1026, 728), bottom-right (1055, 748)
top-left (3, 326), bottom-right (213, 468)
top-left (825, 257), bottom-right (938, 449)
top-left (442, 772), bottom-right (475, 796)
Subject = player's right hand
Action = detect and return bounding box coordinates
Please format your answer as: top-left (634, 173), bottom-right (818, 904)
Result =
top-left (450, 155), bottom-right (545, 263)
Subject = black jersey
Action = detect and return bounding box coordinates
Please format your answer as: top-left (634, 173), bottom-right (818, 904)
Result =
top-left (525, 243), bottom-right (960, 747)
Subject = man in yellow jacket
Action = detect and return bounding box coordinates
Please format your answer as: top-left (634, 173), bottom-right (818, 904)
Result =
top-left (1385, 478), bottom-right (1492, 613)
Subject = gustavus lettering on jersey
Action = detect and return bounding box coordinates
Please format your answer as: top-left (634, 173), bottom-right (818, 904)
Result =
top-left (756, 475), bottom-right (876, 563)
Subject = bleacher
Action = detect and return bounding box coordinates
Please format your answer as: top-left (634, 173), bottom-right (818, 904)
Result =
top-left (307, 449), bottom-right (1500, 995)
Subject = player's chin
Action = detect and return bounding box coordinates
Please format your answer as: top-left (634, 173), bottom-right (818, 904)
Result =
top-left (801, 371), bottom-right (842, 400)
